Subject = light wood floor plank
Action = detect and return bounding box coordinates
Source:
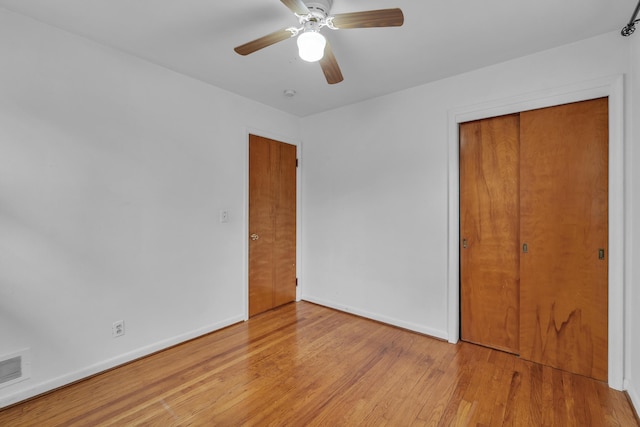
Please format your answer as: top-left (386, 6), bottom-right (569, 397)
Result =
top-left (0, 301), bottom-right (638, 426)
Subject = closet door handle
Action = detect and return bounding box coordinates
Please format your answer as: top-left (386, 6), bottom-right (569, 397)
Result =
top-left (523, 243), bottom-right (528, 253)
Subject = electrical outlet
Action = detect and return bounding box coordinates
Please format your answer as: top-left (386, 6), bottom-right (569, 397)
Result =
top-left (219, 210), bottom-right (229, 223)
top-left (112, 320), bottom-right (125, 338)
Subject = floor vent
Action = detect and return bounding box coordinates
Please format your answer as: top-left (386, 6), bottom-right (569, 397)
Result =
top-left (0, 350), bottom-right (30, 389)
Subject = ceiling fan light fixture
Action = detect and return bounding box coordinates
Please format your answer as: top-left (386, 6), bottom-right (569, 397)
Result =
top-left (233, 1), bottom-right (403, 85)
top-left (297, 31), bottom-right (326, 62)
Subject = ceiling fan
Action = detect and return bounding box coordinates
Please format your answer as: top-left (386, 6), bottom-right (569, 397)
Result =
top-left (234, 0), bottom-right (404, 84)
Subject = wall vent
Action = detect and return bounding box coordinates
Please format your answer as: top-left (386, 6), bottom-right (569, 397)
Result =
top-left (0, 357), bottom-right (21, 384)
top-left (0, 349), bottom-right (30, 389)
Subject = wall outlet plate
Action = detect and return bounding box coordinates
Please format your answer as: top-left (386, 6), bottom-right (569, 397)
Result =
top-left (112, 320), bottom-right (125, 337)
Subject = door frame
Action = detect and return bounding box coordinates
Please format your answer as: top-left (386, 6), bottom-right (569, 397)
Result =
top-left (243, 128), bottom-right (303, 320)
top-left (447, 75), bottom-right (626, 390)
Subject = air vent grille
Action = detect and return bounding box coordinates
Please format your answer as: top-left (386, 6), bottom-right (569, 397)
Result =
top-left (0, 356), bottom-right (22, 385)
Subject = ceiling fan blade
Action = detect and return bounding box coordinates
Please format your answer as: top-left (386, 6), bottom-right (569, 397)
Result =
top-left (319, 41), bottom-right (343, 84)
top-left (280, 0), bottom-right (310, 15)
top-left (331, 8), bottom-right (404, 29)
top-left (234, 29), bottom-right (293, 56)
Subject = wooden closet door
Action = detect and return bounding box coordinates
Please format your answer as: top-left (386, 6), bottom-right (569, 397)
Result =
top-left (519, 98), bottom-right (608, 381)
top-left (460, 114), bottom-right (520, 354)
top-left (249, 135), bottom-right (297, 317)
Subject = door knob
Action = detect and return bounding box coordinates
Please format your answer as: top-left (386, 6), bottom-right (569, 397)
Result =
top-left (250, 233), bottom-right (259, 241)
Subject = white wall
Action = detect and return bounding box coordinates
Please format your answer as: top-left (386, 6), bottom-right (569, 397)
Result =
top-left (0, 9), bottom-right (300, 407)
top-left (628, 31), bottom-right (640, 411)
top-left (301, 32), bottom-right (634, 357)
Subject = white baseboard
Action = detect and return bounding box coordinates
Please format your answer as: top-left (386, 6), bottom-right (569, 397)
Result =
top-left (302, 296), bottom-right (448, 341)
top-left (0, 315), bottom-right (244, 409)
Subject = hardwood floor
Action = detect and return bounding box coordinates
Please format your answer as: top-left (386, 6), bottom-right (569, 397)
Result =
top-left (1, 302), bottom-right (637, 426)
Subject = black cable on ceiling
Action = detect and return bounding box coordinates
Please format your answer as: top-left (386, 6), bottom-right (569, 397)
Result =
top-left (621, 0), bottom-right (640, 36)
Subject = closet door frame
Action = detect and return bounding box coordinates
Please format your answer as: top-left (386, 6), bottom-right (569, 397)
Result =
top-left (447, 75), bottom-right (626, 390)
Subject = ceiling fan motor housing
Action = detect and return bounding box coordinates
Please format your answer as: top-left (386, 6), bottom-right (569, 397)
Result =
top-left (303, 0), bottom-right (333, 19)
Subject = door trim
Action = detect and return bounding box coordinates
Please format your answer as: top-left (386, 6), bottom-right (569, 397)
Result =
top-left (447, 75), bottom-right (625, 389)
top-left (243, 128), bottom-right (302, 320)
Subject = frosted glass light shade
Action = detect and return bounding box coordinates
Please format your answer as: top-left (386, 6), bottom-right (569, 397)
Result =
top-left (297, 31), bottom-right (326, 62)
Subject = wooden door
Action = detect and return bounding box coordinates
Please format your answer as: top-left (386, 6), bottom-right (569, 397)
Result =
top-left (519, 98), bottom-right (608, 380)
top-left (249, 134), bottom-right (297, 317)
top-left (460, 114), bottom-right (521, 354)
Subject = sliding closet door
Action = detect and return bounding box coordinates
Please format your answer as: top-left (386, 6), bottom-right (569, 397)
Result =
top-left (519, 98), bottom-right (608, 381)
top-left (460, 114), bottom-right (520, 354)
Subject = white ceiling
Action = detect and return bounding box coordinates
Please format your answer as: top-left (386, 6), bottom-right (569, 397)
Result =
top-left (0, 0), bottom-right (636, 117)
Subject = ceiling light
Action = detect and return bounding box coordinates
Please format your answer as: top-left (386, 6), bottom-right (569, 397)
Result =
top-left (297, 31), bottom-right (326, 62)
